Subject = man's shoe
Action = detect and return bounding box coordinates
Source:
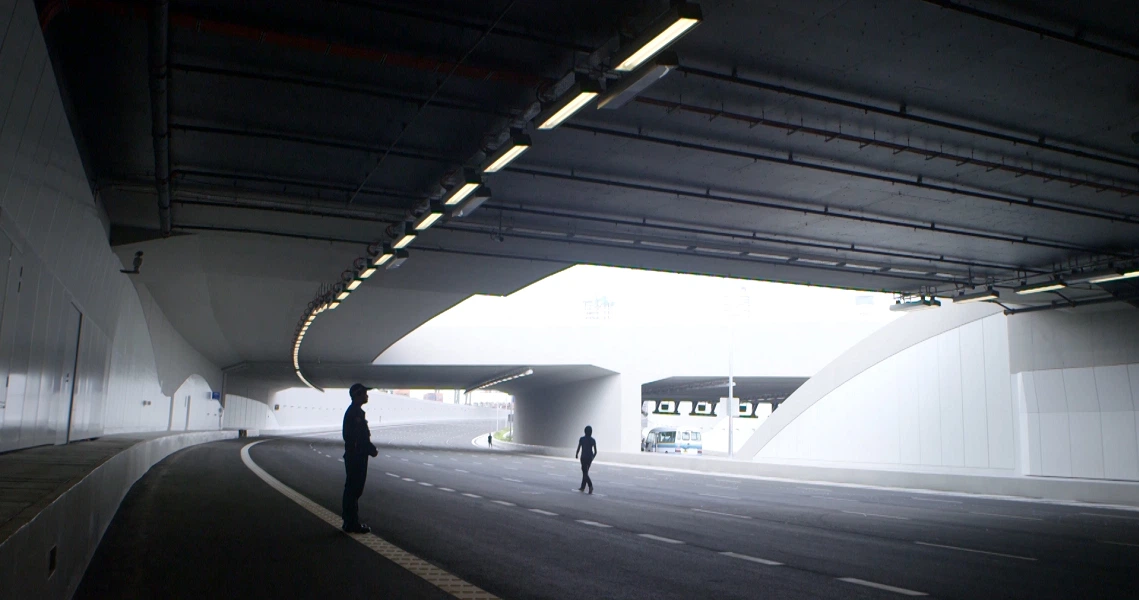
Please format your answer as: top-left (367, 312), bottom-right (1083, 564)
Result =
top-left (588, 488), bottom-right (593, 495)
top-left (577, 487), bottom-right (585, 492)
top-left (342, 524), bottom-right (371, 534)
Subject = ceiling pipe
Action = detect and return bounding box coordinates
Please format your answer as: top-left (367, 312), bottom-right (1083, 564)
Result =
top-left (679, 66), bottom-right (1139, 173)
top-left (503, 166), bottom-right (1114, 257)
top-left (635, 96), bottom-right (1139, 197)
top-left (919, 0), bottom-right (1139, 64)
top-left (562, 123), bottom-right (1139, 225)
top-left (148, 0), bottom-right (172, 235)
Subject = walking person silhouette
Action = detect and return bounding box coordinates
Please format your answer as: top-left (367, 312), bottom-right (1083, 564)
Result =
top-left (576, 425), bottom-right (597, 494)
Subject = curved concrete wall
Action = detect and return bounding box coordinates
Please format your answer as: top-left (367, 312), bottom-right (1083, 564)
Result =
top-left (222, 394), bottom-right (281, 430)
top-left (514, 373), bottom-right (627, 450)
top-left (0, 0), bottom-right (221, 450)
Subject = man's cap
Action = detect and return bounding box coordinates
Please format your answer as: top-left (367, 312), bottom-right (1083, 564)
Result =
top-left (349, 383), bottom-right (371, 397)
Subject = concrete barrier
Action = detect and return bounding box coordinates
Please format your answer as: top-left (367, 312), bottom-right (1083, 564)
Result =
top-left (0, 431), bottom-right (236, 600)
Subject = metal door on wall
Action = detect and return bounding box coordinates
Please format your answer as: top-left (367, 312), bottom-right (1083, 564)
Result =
top-left (61, 304), bottom-right (82, 444)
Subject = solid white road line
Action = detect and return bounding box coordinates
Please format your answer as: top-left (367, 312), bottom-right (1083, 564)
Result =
top-left (1101, 540), bottom-right (1139, 547)
top-left (692, 508), bottom-right (751, 519)
top-left (812, 496), bottom-right (859, 503)
top-left (240, 442), bottom-right (498, 600)
top-left (638, 534), bottom-right (684, 544)
top-left (838, 577), bottom-right (928, 596)
top-left (706, 484), bottom-right (738, 490)
top-left (529, 509), bottom-right (558, 516)
top-left (438, 488), bottom-right (455, 493)
top-left (1080, 512), bottom-right (1139, 521)
top-left (455, 469), bottom-right (469, 473)
top-left (842, 510), bottom-right (910, 521)
top-left (970, 511), bottom-right (1042, 521)
top-left (914, 541), bottom-right (1036, 561)
top-left (462, 493), bottom-right (482, 499)
top-left (418, 482), bottom-right (434, 487)
top-left (699, 493), bottom-right (740, 500)
top-left (503, 467), bottom-right (519, 470)
top-left (491, 500), bottom-right (516, 507)
top-left (576, 520), bottom-right (612, 528)
top-left (910, 497), bottom-right (962, 504)
top-left (503, 478), bottom-right (523, 483)
top-left (720, 552), bottom-right (781, 566)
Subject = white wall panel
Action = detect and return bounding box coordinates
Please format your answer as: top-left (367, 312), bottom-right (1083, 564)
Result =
top-left (984, 317), bottom-right (1014, 468)
top-left (917, 338), bottom-right (943, 465)
top-left (1063, 368), bottom-right (1099, 413)
top-left (896, 349), bottom-right (922, 465)
top-left (1095, 366), bottom-right (1134, 412)
top-left (1022, 371), bottom-right (1038, 413)
top-left (937, 329), bottom-right (965, 467)
top-left (1101, 412), bottom-right (1139, 481)
top-left (0, 0), bottom-right (221, 451)
top-left (1027, 412), bottom-right (1041, 475)
top-left (1039, 413), bottom-right (1072, 477)
top-left (1034, 370), bottom-right (1067, 413)
top-left (1068, 412), bottom-right (1105, 479)
top-left (960, 321), bottom-right (989, 468)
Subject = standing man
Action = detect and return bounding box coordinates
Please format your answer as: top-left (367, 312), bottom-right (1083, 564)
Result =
top-left (487, 433), bottom-right (493, 447)
top-left (575, 425), bottom-right (597, 494)
top-left (342, 383), bottom-right (378, 533)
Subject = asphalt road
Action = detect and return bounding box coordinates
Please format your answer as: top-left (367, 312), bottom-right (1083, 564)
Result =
top-left (79, 420), bottom-right (1139, 599)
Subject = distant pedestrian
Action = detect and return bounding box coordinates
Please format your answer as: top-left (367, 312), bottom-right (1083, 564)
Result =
top-left (576, 425), bottom-right (597, 494)
top-left (488, 433), bottom-right (493, 447)
top-left (342, 383), bottom-right (378, 534)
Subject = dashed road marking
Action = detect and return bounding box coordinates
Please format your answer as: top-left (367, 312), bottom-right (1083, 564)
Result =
top-left (576, 520), bottom-right (612, 528)
top-left (842, 510), bottom-right (909, 520)
top-left (970, 511), bottom-right (1042, 521)
top-left (402, 478), bottom-right (416, 482)
top-left (720, 551), bottom-right (781, 566)
top-left (530, 509), bottom-right (558, 516)
top-left (456, 469), bottom-right (470, 473)
top-left (699, 493), bottom-right (740, 500)
top-left (638, 534), bottom-right (684, 544)
top-left (503, 467), bottom-right (519, 471)
top-left (915, 541), bottom-right (1036, 561)
top-left (692, 508), bottom-right (751, 519)
top-left (386, 473), bottom-right (400, 478)
top-left (706, 484), bottom-right (738, 490)
top-left (423, 463), bottom-right (434, 466)
top-left (1101, 540), bottom-right (1139, 547)
top-left (910, 496), bottom-right (961, 504)
top-left (241, 442), bottom-right (499, 599)
top-left (503, 477), bottom-right (523, 483)
top-left (462, 493), bottom-right (482, 499)
top-left (401, 458), bottom-right (409, 462)
top-left (812, 496), bottom-right (858, 503)
top-left (418, 482), bottom-right (434, 487)
top-left (1079, 512), bottom-right (1139, 521)
top-left (838, 577), bottom-right (927, 596)
top-left (439, 488), bottom-right (455, 492)
top-left (491, 500), bottom-right (516, 507)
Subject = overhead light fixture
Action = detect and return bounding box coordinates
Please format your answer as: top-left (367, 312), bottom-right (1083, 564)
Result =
top-left (328, 300), bottom-right (341, 310)
top-left (954, 287), bottom-right (1000, 304)
top-left (336, 289), bottom-right (350, 301)
top-left (414, 202), bottom-right (445, 231)
top-left (611, 2), bottom-right (702, 72)
top-left (598, 51), bottom-right (678, 109)
top-left (1015, 279), bottom-right (1066, 295)
top-left (1078, 266), bottom-right (1139, 284)
top-left (454, 186), bottom-right (491, 218)
top-left (393, 222), bottom-right (416, 249)
top-left (386, 249), bottom-right (409, 270)
top-left (483, 132), bottom-right (531, 172)
top-left (359, 265), bottom-right (377, 279)
top-left (444, 169), bottom-right (482, 205)
top-left (536, 76), bottom-right (601, 130)
top-left (346, 278), bottom-right (363, 291)
top-left (372, 243), bottom-right (394, 267)
top-left (889, 297), bottom-right (942, 312)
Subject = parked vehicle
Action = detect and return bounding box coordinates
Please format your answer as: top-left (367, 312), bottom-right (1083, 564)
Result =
top-left (642, 427), bottom-right (703, 454)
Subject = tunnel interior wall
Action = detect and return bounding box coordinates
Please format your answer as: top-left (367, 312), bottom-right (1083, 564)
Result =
top-left (514, 374), bottom-right (625, 450)
top-left (1009, 308), bottom-right (1139, 481)
top-left (0, 0), bottom-right (221, 451)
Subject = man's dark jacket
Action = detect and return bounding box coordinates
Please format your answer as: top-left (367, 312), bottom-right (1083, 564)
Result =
top-left (342, 404), bottom-right (377, 458)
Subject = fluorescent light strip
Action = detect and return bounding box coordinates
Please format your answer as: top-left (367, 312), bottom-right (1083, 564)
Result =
top-left (374, 253), bottom-right (392, 266)
top-left (538, 90), bottom-right (599, 130)
top-left (747, 252), bottom-right (789, 260)
top-left (1015, 281), bottom-right (1066, 295)
top-left (415, 211), bottom-right (443, 231)
top-left (359, 266), bottom-right (377, 279)
top-left (1089, 269), bottom-right (1139, 284)
top-left (797, 258), bottom-right (840, 266)
top-left (955, 290), bottom-right (1000, 304)
top-left (889, 268), bottom-right (930, 275)
top-left (336, 290), bottom-right (350, 301)
top-left (444, 182), bottom-right (480, 206)
top-left (844, 263), bottom-right (880, 270)
top-left (615, 18), bottom-right (700, 72)
top-left (641, 241), bottom-right (688, 249)
top-left (694, 247), bottom-right (741, 255)
top-left (574, 234), bottom-right (634, 243)
top-left (484, 144), bottom-right (529, 173)
top-left (328, 300), bottom-right (341, 309)
top-left (346, 279), bottom-right (362, 291)
top-left (393, 233), bottom-right (416, 249)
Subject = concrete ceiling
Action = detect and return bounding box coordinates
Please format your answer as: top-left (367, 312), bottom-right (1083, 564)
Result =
top-left (641, 376), bottom-right (809, 402)
top-left (37, 0), bottom-right (1139, 384)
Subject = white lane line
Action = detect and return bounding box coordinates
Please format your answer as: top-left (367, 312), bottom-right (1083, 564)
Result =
top-left (503, 477), bottom-right (523, 483)
top-left (706, 484), bottom-right (738, 490)
top-left (911, 496), bottom-right (962, 504)
top-left (692, 508), bottom-right (751, 519)
top-left (338, 458), bottom-right (344, 462)
top-left (423, 463), bottom-right (434, 467)
top-left (491, 500), bottom-right (516, 507)
top-left (455, 469), bottom-right (469, 473)
top-left (530, 509), bottom-right (558, 516)
top-left (386, 472), bottom-right (401, 477)
top-left (1080, 512), bottom-right (1139, 521)
top-left (699, 493), bottom-right (740, 500)
top-left (842, 510), bottom-right (910, 521)
top-left (638, 534), bottom-right (685, 544)
top-left (402, 478), bottom-right (416, 482)
top-left (240, 442), bottom-right (498, 600)
top-left (401, 458), bottom-right (409, 462)
top-left (1101, 540), bottom-right (1139, 547)
top-left (970, 511), bottom-right (1043, 521)
top-left (438, 488), bottom-right (455, 493)
top-left (503, 467), bottom-right (519, 471)
top-left (576, 520), bottom-right (612, 528)
top-left (812, 496), bottom-right (859, 503)
top-left (418, 482), bottom-right (434, 487)
top-left (838, 577), bottom-right (927, 596)
top-left (462, 493), bottom-right (482, 499)
top-left (914, 541), bottom-right (1036, 561)
top-left (720, 551), bottom-right (781, 566)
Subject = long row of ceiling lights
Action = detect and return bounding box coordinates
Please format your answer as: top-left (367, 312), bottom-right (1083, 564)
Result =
top-left (290, 3), bottom-right (705, 387)
top-left (467, 368), bottom-right (535, 393)
top-left (890, 261), bottom-right (1139, 312)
